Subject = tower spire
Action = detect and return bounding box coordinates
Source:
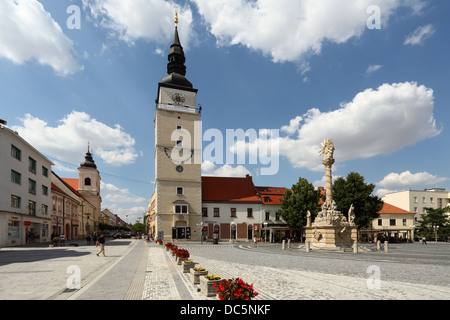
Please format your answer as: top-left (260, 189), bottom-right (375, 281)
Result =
top-left (80, 143), bottom-right (97, 169)
top-left (160, 11), bottom-right (193, 88)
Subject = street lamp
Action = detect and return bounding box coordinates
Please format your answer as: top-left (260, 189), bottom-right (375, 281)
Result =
top-left (263, 222), bottom-right (268, 243)
top-left (434, 225), bottom-right (439, 242)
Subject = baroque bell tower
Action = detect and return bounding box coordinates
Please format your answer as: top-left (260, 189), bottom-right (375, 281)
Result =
top-left (78, 145), bottom-right (102, 231)
top-left (152, 13), bottom-right (202, 241)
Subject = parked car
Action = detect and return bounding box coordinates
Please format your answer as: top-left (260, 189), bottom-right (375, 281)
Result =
top-left (121, 232), bottom-right (132, 239)
top-left (112, 233), bottom-right (121, 239)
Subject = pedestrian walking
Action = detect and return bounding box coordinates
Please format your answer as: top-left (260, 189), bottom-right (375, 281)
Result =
top-left (86, 233), bottom-right (91, 245)
top-left (422, 237), bottom-right (427, 245)
top-left (96, 233), bottom-right (106, 257)
top-left (253, 236), bottom-right (257, 248)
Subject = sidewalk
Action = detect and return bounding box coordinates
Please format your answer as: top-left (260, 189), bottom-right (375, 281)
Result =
top-left (0, 238), bottom-right (137, 300)
top-left (143, 243), bottom-right (212, 300)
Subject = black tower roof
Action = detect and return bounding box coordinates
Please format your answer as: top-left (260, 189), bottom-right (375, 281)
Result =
top-left (160, 17), bottom-right (193, 89)
top-left (79, 146), bottom-right (97, 169)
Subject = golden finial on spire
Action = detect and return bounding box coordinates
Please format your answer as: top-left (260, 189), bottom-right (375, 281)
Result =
top-left (174, 11), bottom-right (178, 25)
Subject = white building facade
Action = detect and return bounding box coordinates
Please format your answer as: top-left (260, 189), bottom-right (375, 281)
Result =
top-left (201, 176), bottom-right (262, 242)
top-left (0, 125), bottom-right (53, 247)
top-left (383, 188), bottom-right (450, 223)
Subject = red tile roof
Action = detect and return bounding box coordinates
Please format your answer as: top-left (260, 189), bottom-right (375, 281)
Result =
top-left (202, 175), bottom-right (260, 203)
top-left (378, 203), bottom-right (413, 215)
top-left (255, 186), bottom-right (286, 205)
top-left (51, 182), bottom-right (67, 195)
top-left (61, 178), bottom-right (79, 192)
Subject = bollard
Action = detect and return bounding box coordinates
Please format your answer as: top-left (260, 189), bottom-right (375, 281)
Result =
top-left (384, 241), bottom-right (389, 253)
top-left (282, 239), bottom-right (285, 250)
top-left (353, 241), bottom-right (358, 254)
top-left (376, 241), bottom-right (381, 251)
top-left (287, 239), bottom-right (291, 249)
top-left (305, 241), bottom-right (310, 252)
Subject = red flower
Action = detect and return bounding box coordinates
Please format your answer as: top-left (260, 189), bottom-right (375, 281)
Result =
top-left (214, 278), bottom-right (258, 300)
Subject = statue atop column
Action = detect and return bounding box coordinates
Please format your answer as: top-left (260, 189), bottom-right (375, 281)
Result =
top-left (304, 138), bottom-right (358, 250)
top-left (315, 138), bottom-right (347, 227)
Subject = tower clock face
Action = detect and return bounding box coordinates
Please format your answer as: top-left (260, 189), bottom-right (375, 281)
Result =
top-left (171, 93), bottom-right (185, 104)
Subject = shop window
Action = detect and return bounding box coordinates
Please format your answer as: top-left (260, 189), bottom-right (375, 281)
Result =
top-left (11, 195), bottom-right (21, 208)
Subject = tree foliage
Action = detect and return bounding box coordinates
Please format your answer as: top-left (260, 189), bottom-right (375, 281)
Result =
top-left (279, 177), bottom-right (321, 229)
top-left (417, 207), bottom-right (450, 240)
top-left (331, 172), bottom-right (383, 229)
top-left (132, 222), bottom-right (146, 233)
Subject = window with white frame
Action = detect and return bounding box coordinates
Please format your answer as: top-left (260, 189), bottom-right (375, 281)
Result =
top-left (174, 204), bottom-right (188, 214)
top-left (176, 186), bottom-right (183, 195)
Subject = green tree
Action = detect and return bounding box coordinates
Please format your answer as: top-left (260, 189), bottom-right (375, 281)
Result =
top-left (417, 207), bottom-right (450, 240)
top-left (279, 177), bottom-right (322, 229)
top-left (331, 172), bottom-right (383, 229)
top-left (132, 222), bottom-right (146, 235)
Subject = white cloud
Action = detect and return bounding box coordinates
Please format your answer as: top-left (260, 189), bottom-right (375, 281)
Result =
top-left (281, 116), bottom-right (303, 135)
top-left (53, 161), bottom-right (78, 173)
top-left (404, 24), bottom-right (435, 46)
top-left (312, 174), bottom-right (342, 189)
top-left (231, 82), bottom-right (440, 171)
top-left (12, 111), bottom-right (139, 167)
top-left (192, 0), bottom-right (425, 64)
top-left (82, 0), bottom-right (195, 48)
top-left (377, 171), bottom-right (449, 191)
top-left (101, 182), bottom-right (147, 204)
top-left (104, 204), bottom-right (148, 224)
top-left (0, 0), bottom-right (82, 76)
top-left (366, 64), bottom-right (382, 74)
top-left (202, 160), bottom-right (251, 177)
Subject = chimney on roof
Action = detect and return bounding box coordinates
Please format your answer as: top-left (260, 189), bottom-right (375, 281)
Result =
top-left (246, 174), bottom-right (252, 180)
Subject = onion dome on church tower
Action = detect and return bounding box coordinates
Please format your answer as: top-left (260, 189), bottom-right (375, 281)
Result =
top-left (160, 12), bottom-right (193, 89)
top-left (79, 144), bottom-right (97, 169)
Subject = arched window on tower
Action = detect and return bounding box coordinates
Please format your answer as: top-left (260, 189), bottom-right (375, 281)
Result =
top-left (85, 177), bottom-right (91, 186)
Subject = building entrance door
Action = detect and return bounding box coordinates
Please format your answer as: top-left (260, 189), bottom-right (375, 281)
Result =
top-left (176, 227), bottom-right (186, 239)
top-left (248, 224), bottom-right (253, 240)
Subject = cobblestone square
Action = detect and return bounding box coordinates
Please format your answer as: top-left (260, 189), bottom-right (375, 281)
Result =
top-left (1, 239), bottom-right (449, 301)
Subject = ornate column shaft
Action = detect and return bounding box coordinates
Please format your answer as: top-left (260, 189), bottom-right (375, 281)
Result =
top-left (323, 157), bottom-right (335, 206)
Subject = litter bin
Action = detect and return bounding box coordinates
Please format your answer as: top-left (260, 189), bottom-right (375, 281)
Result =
top-left (213, 233), bottom-right (219, 244)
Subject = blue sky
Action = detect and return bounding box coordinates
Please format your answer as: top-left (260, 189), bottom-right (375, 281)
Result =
top-left (1, 0), bottom-right (449, 223)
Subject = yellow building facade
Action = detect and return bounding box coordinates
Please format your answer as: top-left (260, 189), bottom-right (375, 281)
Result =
top-left (148, 21), bottom-right (202, 242)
